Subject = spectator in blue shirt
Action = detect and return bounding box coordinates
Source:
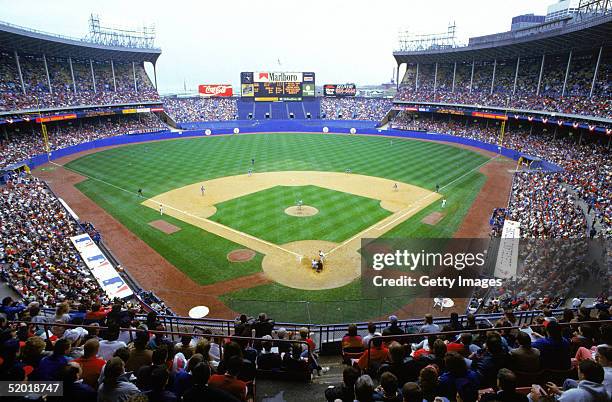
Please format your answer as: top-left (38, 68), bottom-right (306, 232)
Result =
top-left (532, 321), bottom-right (571, 370)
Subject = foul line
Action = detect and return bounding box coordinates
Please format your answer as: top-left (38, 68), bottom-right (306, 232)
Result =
top-left (326, 155), bottom-right (499, 255)
top-left (48, 161), bottom-right (303, 260)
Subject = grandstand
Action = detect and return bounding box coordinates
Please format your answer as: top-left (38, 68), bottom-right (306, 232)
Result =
top-left (0, 3), bottom-right (611, 402)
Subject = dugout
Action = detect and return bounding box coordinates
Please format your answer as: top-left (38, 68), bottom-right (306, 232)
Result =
top-left (0, 162), bottom-right (30, 184)
top-left (516, 154), bottom-right (544, 170)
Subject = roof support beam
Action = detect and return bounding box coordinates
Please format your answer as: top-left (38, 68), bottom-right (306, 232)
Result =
top-left (561, 51), bottom-right (572, 97)
top-left (111, 60), bottom-right (117, 92)
top-left (452, 62), bottom-right (457, 93)
top-left (513, 57), bottom-right (520, 96)
top-left (590, 46), bottom-right (602, 98)
top-left (153, 62), bottom-right (158, 90)
top-left (89, 59), bottom-right (96, 93)
top-left (469, 60), bottom-right (475, 94)
top-left (42, 54), bottom-right (52, 95)
top-left (132, 61), bottom-right (138, 92)
top-left (415, 63), bottom-right (419, 91)
top-left (433, 62), bottom-right (438, 94)
top-left (14, 51), bottom-right (25, 95)
top-left (68, 57), bottom-right (76, 93)
top-left (536, 54), bottom-right (545, 96)
top-left (490, 59), bottom-right (497, 95)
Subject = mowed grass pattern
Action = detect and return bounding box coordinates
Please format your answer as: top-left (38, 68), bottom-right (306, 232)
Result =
top-left (210, 185), bottom-right (392, 244)
top-left (66, 133), bottom-right (490, 321)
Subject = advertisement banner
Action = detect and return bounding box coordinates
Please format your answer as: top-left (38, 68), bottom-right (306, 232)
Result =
top-left (70, 234), bottom-right (134, 299)
top-left (254, 72), bottom-right (303, 83)
top-left (323, 84), bottom-right (357, 97)
top-left (198, 84), bottom-right (233, 97)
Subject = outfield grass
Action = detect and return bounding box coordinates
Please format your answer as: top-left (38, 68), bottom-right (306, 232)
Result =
top-left (66, 133), bottom-right (489, 321)
top-left (209, 185), bottom-right (392, 244)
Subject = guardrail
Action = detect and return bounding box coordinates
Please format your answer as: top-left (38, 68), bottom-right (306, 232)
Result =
top-left (363, 318), bottom-right (612, 372)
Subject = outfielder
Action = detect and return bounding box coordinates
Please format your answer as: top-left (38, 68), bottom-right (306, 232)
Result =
top-left (442, 199), bottom-right (447, 208)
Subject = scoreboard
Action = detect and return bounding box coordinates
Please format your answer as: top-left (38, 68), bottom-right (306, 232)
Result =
top-left (241, 71), bottom-right (315, 101)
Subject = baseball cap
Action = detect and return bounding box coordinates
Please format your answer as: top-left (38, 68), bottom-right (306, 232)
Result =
top-left (389, 315), bottom-right (398, 322)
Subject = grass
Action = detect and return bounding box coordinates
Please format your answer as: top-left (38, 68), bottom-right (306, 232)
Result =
top-left (209, 185), bottom-right (392, 244)
top-left (65, 133), bottom-right (490, 322)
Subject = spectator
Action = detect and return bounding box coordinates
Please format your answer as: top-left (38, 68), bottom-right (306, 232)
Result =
top-left (534, 360), bottom-right (609, 402)
top-left (510, 331), bottom-right (541, 373)
top-left (325, 365), bottom-right (360, 402)
top-left (363, 322), bottom-right (383, 348)
top-left (358, 336), bottom-right (389, 371)
top-left (98, 324), bottom-right (127, 361)
top-left (594, 345), bottom-right (612, 396)
top-left (438, 352), bottom-right (480, 402)
top-left (182, 362), bottom-right (241, 402)
top-left (73, 338), bottom-right (106, 389)
top-left (208, 355), bottom-right (248, 401)
top-left (384, 315), bottom-right (405, 337)
top-left (61, 361), bottom-right (97, 402)
top-left (374, 371), bottom-right (403, 402)
top-left (97, 356), bottom-right (141, 402)
top-left (256, 335), bottom-right (282, 370)
top-left (419, 314), bottom-right (440, 334)
top-left (355, 374), bottom-right (376, 402)
top-left (480, 368), bottom-right (528, 402)
top-left (343, 324), bottom-right (364, 350)
top-left (143, 366), bottom-right (177, 402)
top-left (533, 321), bottom-right (572, 370)
top-left (33, 338), bottom-right (70, 380)
top-left (125, 330), bottom-right (153, 373)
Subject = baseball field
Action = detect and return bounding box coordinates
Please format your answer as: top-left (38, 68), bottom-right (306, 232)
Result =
top-left (38, 132), bottom-right (512, 323)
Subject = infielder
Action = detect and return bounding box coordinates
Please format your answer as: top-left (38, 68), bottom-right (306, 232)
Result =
top-left (393, 183), bottom-right (398, 191)
top-left (201, 185), bottom-right (205, 196)
top-left (159, 204), bottom-right (164, 215)
top-left (318, 250), bottom-right (325, 261)
top-left (248, 168), bottom-right (253, 176)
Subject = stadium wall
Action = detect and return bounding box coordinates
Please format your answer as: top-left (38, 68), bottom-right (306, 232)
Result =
top-left (23, 120), bottom-right (563, 171)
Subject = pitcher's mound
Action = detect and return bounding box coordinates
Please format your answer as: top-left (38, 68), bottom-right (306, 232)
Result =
top-left (148, 220), bottom-right (181, 234)
top-left (284, 205), bottom-right (318, 217)
top-left (227, 249), bottom-right (256, 262)
top-left (422, 212), bottom-right (444, 225)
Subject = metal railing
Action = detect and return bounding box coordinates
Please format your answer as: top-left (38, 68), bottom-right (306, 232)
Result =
top-left (363, 318), bottom-right (612, 371)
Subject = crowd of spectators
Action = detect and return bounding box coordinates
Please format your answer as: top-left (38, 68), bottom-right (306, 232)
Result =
top-left (163, 97), bottom-right (238, 122)
top-left (0, 174), bottom-right (110, 308)
top-left (0, 113), bottom-right (166, 168)
top-left (0, 52), bottom-right (160, 112)
top-left (389, 116), bottom-right (611, 239)
top-left (321, 97), bottom-right (393, 121)
top-left (395, 56), bottom-right (612, 119)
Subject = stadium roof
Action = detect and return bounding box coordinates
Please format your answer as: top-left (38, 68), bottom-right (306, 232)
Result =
top-left (0, 20), bottom-right (161, 63)
top-left (393, 14), bottom-right (612, 64)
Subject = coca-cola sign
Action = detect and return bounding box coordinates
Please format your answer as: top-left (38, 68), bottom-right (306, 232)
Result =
top-left (198, 84), bottom-right (233, 97)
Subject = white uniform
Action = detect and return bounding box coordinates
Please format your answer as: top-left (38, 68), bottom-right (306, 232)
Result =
top-left (442, 199), bottom-right (447, 208)
top-left (159, 205), bottom-right (164, 215)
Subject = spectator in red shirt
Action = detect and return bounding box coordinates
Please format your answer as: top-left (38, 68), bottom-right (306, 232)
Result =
top-left (208, 356), bottom-right (248, 401)
top-left (73, 338), bottom-right (106, 389)
top-left (358, 336), bottom-right (389, 371)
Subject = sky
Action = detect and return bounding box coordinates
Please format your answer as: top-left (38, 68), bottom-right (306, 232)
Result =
top-left (0, 0), bottom-right (553, 94)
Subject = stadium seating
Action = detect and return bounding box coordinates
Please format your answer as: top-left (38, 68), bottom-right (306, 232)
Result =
top-left (395, 52), bottom-right (612, 119)
top-left (0, 52), bottom-right (160, 112)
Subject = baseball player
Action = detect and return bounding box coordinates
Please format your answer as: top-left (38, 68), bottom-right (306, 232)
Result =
top-left (251, 158), bottom-right (255, 166)
top-left (318, 250), bottom-right (325, 261)
top-left (393, 183), bottom-right (398, 192)
top-left (201, 185), bottom-right (205, 196)
top-left (137, 188), bottom-right (143, 198)
top-left (159, 204), bottom-right (164, 215)
top-left (248, 168), bottom-right (253, 176)
top-left (442, 199), bottom-right (447, 208)
top-left (435, 184), bottom-right (440, 193)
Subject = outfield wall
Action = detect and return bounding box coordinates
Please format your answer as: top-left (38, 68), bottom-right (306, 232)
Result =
top-left (22, 120), bottom-right (563, 172)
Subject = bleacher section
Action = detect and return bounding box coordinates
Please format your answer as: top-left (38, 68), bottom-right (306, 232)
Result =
top-left (237, 98), bottom-right (322, 120)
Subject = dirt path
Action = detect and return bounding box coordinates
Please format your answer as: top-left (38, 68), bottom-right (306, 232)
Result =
top-left (143, 171), bottom-right (438, 290)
